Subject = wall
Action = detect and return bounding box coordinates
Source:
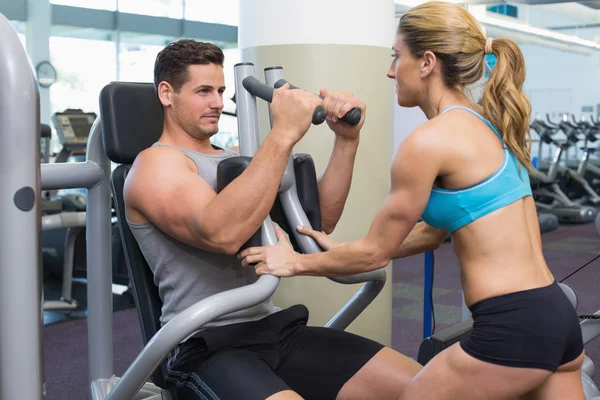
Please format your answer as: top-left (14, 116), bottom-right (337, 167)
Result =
top-left (518, 3), bottom-right (600, 161)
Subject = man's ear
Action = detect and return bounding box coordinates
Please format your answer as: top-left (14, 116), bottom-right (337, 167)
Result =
top-left (157, 81), bottom-right (174, 107)
top-left (420, 50), bottom-right (437, 79)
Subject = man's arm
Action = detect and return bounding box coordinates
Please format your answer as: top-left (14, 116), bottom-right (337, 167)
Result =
top-left (126, 133), bottom-right (295, 255)
top-left (317, 137), bottom-right (359, 234)
top-left (316, 90), bottom-right (365, 233)
top-left (125, 85), bottom-right (323, 255)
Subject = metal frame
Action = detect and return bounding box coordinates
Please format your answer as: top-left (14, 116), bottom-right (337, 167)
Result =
top-left (97, 63), bottom-right (387, 400)
top-left (1, 15), bottom-right (385, 397)
top-left (0, 11), bottom-right (44, 400)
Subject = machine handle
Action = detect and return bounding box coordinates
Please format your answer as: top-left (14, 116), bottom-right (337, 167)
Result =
top-left (242, 76), bottom-right (326, 125)
top-left (274, 79), bottom-right (362, 126)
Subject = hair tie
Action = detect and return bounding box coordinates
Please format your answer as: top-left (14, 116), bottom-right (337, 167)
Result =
top-left (485, 37), bottom-right (494, 54)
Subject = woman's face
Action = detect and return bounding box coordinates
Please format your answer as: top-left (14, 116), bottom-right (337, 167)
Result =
top-left (387, 34), bottom-right (424, 108)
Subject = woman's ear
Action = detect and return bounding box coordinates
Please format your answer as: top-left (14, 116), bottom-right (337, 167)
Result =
top-left (420, 50), bottom-right (437, 79)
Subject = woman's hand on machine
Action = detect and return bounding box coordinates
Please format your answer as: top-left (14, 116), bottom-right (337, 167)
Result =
top-left (296, 225), bottom-right (344, 251)
top-left (320, 89), bottom-right (365, 141)
top-left (239, 225), bottom-right (300, 277)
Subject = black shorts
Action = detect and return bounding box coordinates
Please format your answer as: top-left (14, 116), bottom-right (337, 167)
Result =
top-left (460, 280), bottom-right (584, 371)
top-left (162, 304), bottom-right (384, 400)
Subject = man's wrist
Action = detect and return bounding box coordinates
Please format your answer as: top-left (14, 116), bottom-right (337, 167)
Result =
top-left (269, 126), bottom-right (297, 149)
top-left (333, 134), bottom-right (360, 147)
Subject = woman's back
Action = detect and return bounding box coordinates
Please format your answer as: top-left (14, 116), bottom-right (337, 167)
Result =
top-left (423, 106), bottom-right (554, 306)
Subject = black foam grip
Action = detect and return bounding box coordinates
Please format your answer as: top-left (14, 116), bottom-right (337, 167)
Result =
top-left (242, 76), bottom-right (273, 103)
top-left (268, 153), bottom-right (322, 254)
top-left (274, 79), bottom-right (361, 126)
top-left (342, 108), bottom-right (362, 126)
top-left (216, 157), bottom-right (262, 251)
top-left (293, 154), bottom-right (322, 232)
top-left (312, 107), bottom-right (327, 125)
top-left (272, 79), bottom-right (326, 125)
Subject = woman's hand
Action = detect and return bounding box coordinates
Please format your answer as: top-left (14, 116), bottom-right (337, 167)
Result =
top-left (238, 225), bottom-right (301, 277)
top-left (296, 225), bottom-right (344, 251)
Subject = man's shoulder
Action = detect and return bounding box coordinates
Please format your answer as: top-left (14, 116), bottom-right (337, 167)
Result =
top-left (132, 145), bottom-right (196, 171)
top-left (127, 146), bottom-right (197, 190)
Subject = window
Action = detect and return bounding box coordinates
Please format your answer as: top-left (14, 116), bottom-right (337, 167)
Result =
top-left (119, 40), bottom-right (166, 82)
top-left (118, 0), bottom-right (183, 19)
top-left (50, 0), bottom-right (117, 11)
top-left (487, 4), bottom-right (518, 18)
top-left (50, 36), bottom-right (117, 114)
top-left (49, 36), bottom-right (116, 153)
top-left (185, 0), bottom-right (239, 26)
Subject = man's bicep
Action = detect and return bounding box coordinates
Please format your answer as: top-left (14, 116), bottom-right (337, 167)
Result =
top-left (127, 153), bottom-right (219, 249)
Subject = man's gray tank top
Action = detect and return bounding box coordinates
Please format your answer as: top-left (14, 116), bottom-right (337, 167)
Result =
top-left (127, 142), bottom-right (279, 327)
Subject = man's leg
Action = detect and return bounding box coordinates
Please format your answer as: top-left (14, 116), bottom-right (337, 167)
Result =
top-left (337, 347), bottom-right (422, 400)
top-left (276, 324), bottom-right (421, 400)
top-left (165, 348), bottom-right (299, 400)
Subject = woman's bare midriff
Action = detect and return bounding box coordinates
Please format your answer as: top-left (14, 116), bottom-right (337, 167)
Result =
top-left (451, 198), bottom-right (555, 308)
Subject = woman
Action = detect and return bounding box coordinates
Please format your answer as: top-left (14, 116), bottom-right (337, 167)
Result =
top-left (239, 2), bottom-right (585, 399)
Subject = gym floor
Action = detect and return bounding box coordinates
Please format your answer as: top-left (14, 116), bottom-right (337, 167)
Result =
top-left (42, 223), bottom-right (600, 400)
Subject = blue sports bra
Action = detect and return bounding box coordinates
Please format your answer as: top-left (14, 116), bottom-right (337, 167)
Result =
top-left (421, 106), bottom-right (532, 234)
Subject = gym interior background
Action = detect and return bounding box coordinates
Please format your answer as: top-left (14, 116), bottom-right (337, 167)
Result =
top-left (2, 0), bottom-right (600, 398)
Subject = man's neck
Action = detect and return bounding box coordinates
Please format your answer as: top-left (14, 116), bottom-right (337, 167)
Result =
top-left (159, 124), bottom-right (223, 155)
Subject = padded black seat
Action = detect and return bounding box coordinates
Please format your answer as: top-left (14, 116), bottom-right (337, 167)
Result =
top-left (99, 82), bottom-right (166, 389)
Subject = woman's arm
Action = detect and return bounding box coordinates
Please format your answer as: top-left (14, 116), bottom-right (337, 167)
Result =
top-left (293, 220), bottom-right (447, 258)
top-left (239, 126), bottom-right (445, 277)
top-left (393, 222), bottom-right (448, 259)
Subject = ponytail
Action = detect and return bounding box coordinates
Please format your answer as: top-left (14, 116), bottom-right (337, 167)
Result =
top-left (481, 38), bottom-right (533, 173)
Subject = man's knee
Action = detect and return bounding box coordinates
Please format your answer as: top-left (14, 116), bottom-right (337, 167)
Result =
top-left (266, 390), bottom-right (304, 400)
top-left (337, 348), bottom-right (422, 400)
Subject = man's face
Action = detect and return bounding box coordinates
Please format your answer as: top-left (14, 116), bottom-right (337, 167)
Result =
top-left (166, 63), bottom-right (226, 140)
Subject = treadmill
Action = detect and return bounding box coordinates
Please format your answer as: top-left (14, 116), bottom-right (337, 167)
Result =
top-left (529, 119), bottom-right (596, 223)
top-left (47, 109), bottom-right (130, 286)
top-left (52, 108), bottom-right (95, 162)
top-left (40, 123), bottom-right (86, 312)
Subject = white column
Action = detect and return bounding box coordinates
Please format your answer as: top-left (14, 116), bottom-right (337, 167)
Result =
top-left (240, 0), bottom-right (397, 346)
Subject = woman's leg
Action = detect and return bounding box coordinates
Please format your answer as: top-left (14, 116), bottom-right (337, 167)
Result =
top-left (399, 343), bottom-right (553, 400)
top-left (520, 351), bottom-right (585, 400)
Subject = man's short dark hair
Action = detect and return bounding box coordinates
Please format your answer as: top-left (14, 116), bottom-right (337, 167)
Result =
top-left (154, 39), bottom-right (224, 92)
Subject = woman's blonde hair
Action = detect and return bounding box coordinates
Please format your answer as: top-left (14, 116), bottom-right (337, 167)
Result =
top-left (398, 1), bottom-right (532, 171)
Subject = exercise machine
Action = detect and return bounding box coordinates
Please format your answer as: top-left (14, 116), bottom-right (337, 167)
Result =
top-left (40, 123), bottom-right (86, 312)
top-left (90, 64), bottom-right (384, 399)
top-left (42, 109), bottom-right (129, 288)
top-left (538, 212), bottom-right (560, 233)
top-left (529, 118), bottom-right (596, 223)
top-left (553, 115), bottom-right (600, 207)
top-left (570, 115), bottom-right (600, 194)
top-left (0, 18), bottom-right (387, 399)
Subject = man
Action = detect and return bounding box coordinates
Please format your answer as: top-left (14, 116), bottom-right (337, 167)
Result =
top-left (124, 39), bottom-right (420, 400)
